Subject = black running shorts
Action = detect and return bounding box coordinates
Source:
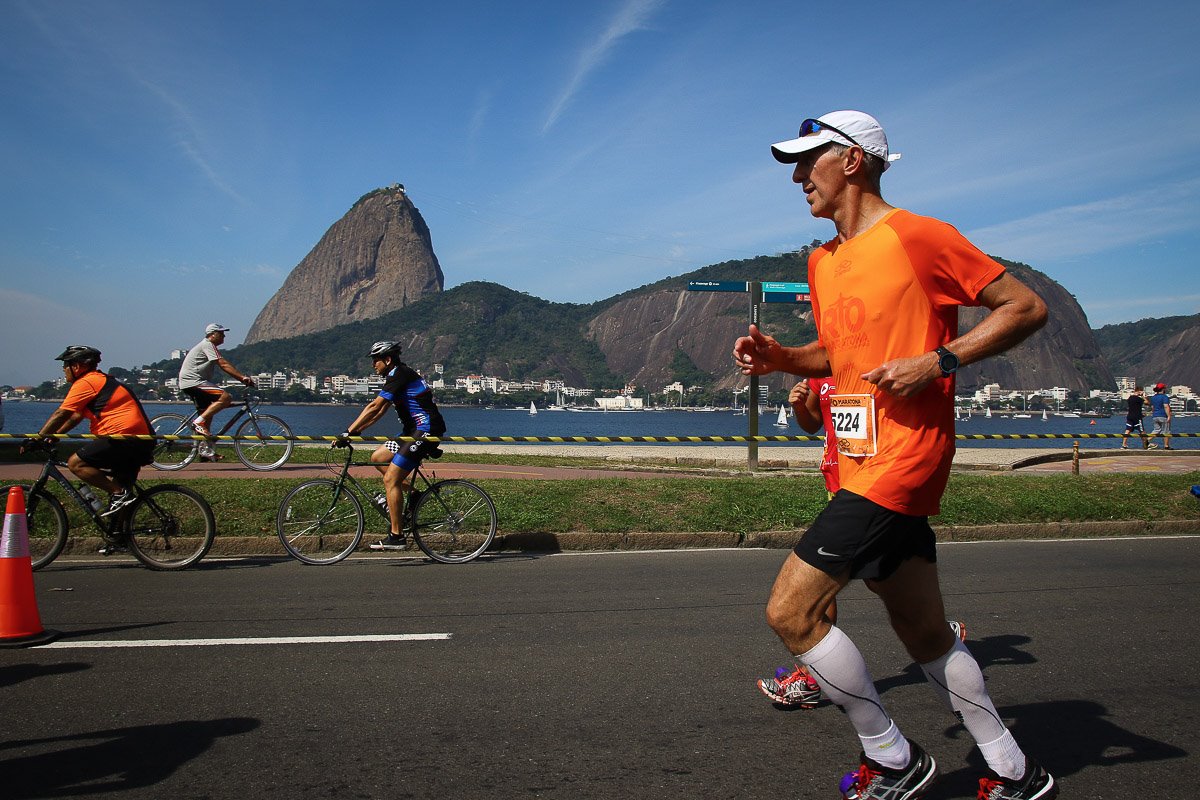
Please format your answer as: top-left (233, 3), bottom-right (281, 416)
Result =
top-left (794, 490), bottom-right (937, 582)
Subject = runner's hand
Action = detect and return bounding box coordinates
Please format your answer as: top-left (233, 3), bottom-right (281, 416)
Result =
top-left (862, 353), bottom-right (940, 398)
top-left (733, 324), bottom-right (783, 376)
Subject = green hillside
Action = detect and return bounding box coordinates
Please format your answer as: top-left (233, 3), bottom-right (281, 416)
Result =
top-left (206, 248), bottom-right (822, 386)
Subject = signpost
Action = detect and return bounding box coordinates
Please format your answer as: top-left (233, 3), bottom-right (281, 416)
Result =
top-left (686, 279), bottom-right (811, 470)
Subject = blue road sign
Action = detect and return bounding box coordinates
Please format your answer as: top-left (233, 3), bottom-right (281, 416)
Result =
top-left (764, 292), bottom-right (812, 303)
top-left (762, 281), bottom-right (810, 293)
top-left (687, 280), bottom-right (748, 292)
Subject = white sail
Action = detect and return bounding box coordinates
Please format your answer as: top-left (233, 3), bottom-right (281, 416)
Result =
top-left (774, 404), bottom-right (789, 427)
top-left (1041, 409), bottom-right (1048, 421)
top-left (985, 407), bottom-right (992, 418)
top-left (529, 401), bottom-right (537, 415)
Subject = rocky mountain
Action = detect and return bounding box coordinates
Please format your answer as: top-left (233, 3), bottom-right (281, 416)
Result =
top-left (244, 185), bottom-right (443, 344)
top-left (955, 260), bottom-right (1114, 393)
top-left (1094, 314), bottom-right (1200, 388)
top-left (231, 243), bottom-right (1114, 394)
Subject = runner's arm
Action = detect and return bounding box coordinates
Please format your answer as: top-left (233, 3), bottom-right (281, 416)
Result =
top-left (863, 272), bottom-right (1047, 398)
top-left (734, 325), bottom-right (831, 377)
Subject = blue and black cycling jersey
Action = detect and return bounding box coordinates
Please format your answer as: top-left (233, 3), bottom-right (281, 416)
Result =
top-left (378, 363), bottom-right (446, 437)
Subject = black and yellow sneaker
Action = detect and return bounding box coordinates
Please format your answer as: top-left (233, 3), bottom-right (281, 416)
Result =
top-left (977, 757), bottom-right (1058, 799)
top-left (840, 741), bottom-right (938, 799)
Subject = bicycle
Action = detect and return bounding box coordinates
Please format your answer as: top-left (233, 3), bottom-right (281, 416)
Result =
top-left (1, 441), bottom-right (216, 571)
top-left (150, 392), bottom-right (294, 471)
top-left (275, 441), bottom-right (497, 565)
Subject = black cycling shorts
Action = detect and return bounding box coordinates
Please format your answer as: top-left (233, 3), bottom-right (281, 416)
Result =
top-left (383, 433), bottom-right (441, 471)
top-left (75, 439), bottom-right (155, 488)
top-left (794, 490), bottom-right (937, 582)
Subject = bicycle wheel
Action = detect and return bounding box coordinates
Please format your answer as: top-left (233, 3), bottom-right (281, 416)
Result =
top-left (276, 479), bottom-right (365, 565)
top-left (234, 414), bottom-right (294, 471)
top-left (412, 479), bottom-right (497, 563)
top-left (150, 413), bottom-right (198, 471)
top-left (0, 485), bottom-right (68, 571)
top-left (125, 484), bottom-right (215, 570)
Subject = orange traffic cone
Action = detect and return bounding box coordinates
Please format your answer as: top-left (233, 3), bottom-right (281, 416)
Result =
top-left (0, 486), bottom-right (59, 647)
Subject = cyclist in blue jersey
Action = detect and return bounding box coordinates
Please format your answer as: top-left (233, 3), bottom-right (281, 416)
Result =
top-left (337, 341), bottom-right (447, 549)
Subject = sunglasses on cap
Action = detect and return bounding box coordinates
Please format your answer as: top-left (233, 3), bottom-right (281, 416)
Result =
top-left (799, 118), bottom-right (862, 149)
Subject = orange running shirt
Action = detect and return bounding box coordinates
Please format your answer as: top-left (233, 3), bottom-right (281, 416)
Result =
top-left (59, 371), bottom-right (152, 437)
top-left (809, 209), bottom-right (1005, 516)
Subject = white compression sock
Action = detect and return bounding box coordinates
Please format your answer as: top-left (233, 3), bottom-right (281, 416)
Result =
top-left (920, 637), bottom-right (1026, 778)
top-left (800, 626), bottom-right (910, 769)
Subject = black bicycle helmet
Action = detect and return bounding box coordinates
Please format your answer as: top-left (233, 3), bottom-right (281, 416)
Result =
top-left (54, 345), bottom-right (102, 364)
top-left (368, 340), bottom-right (402, 358)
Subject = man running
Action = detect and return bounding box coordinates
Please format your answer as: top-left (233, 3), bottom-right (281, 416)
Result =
top-left (178, 323), bottom-right (256, 460)
top-left (734, 110), bottom-right (1055, 799)
top-left (337, 341), bottom-right (446, 550)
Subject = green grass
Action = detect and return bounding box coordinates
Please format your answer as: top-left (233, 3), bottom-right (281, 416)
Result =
top-left (129, 470), bottom-right (1200, 538)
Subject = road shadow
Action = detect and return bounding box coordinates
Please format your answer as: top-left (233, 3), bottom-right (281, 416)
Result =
top-left (931, 699), bottom-right (1188, 797)
top-left (872, 633), bottom-right (1041, 696)
top-left (51, 621), bottom-right (172, 640)
top-left (0, 662), bottom-right (90, 688)
top-left (0, 717), bottom-right (260, 798)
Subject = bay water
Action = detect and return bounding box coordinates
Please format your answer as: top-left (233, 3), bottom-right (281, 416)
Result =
top-left (4, 400), bottom-right (1194, 450)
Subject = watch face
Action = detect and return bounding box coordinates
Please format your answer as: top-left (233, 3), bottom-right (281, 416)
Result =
top-left (939, 349), bottom-right (958, 374)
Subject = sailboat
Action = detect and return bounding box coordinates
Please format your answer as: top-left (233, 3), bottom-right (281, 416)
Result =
top-left (529, 401), bottom-right (538, 416)
top-left (985, 407), bottom-right (992, 419)
top-left (1041, 409), bottom-right (1049, 421)
top-left (773, 404), bottom-right (789, 428)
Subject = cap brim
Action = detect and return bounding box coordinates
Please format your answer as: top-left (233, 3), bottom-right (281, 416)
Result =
top-left (770, 131), bottom-right (837, 163)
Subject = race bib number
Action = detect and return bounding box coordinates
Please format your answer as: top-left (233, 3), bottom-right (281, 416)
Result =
top-left (830, 394), bottom-right (877, 458)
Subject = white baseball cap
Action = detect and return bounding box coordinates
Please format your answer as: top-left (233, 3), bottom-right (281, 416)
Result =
top-left (771, 110), bottom-right (901, 170)
top-left (205, 323), bottom-right (230, 335)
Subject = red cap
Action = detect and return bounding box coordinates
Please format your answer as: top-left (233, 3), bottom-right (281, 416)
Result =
top-left (1154, 382), bottom-right (1166, 391)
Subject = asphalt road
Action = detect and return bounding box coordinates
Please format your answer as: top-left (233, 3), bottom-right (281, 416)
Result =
top-left (2, 538), bottom-right (1196, 798)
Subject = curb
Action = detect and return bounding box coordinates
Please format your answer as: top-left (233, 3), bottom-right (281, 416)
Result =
top-left (51, 519), bottom-right (1199, 561)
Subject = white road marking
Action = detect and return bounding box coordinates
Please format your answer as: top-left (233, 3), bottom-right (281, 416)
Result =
top-left (41, 633), bottom-right (452, 648)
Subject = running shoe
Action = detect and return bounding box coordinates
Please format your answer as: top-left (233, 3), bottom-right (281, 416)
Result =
top-left (1146, 443), bottom-right (1158, 449)
top-left (976, 757), bottom-right (1058, 799)
top-left (840, 741), bottom-right (938, 800)
top-left (369, 533), bottom-right (408, 550)
top-left (757, 665), bottom-right (822, 708)
top-left (100, 491), bottom-right (136, 518)
top-left (949, 620), bottom-right (968, 642)
top-left (192, 419), bottom-right (211, 437)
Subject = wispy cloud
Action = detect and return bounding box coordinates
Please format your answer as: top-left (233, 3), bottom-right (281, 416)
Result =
top-left (137, 77), bottom-right (250, 206)
top-left (541, 0), bottom-right (666, 134)
top-left (967, 177), bottom-right (1200, 262)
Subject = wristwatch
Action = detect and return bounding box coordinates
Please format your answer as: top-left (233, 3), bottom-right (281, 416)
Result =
top-left (935, 346), bottom-right (959, 377)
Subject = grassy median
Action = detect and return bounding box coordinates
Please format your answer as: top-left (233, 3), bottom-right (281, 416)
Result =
top-left (136, 470), bottom-right (1199, 538)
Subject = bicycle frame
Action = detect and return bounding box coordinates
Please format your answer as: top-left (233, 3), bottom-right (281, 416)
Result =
top-left (324, 444), bottom-right (429, 527)
top-left (170, 396), bottom-right (252, 437)
top-left (27, 458), bottom-right (121, 536)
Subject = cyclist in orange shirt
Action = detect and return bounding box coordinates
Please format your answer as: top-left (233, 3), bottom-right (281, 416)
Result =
top-left (31, 346), bottom-right (155, 517)
top-left (734, 111), bottom-right (1054, 800)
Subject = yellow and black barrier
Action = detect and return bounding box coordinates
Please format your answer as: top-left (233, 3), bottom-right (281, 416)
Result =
top-left (0, 432), bottom-right (1195, 444)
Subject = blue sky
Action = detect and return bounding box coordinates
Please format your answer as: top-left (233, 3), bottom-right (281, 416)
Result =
top-left (2, 0), bottom-right (1198, 386)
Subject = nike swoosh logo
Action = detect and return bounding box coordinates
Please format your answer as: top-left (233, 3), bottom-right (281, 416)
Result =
top-left (817, 547), bottom-right (843, 558)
